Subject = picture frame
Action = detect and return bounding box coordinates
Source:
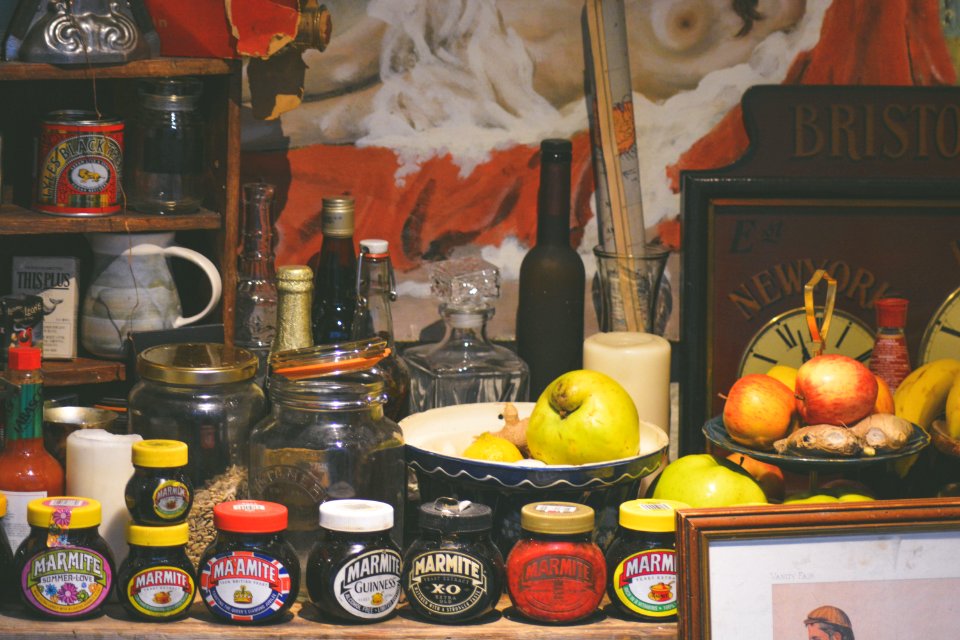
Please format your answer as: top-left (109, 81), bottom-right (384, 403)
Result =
top-left (678, 85), bottom-right (960, 455)
top-left (676, 498), bottom-right (960, 640)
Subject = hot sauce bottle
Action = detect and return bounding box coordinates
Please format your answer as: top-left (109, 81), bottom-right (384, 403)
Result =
top-left (869, 297), bottom-right (912, 392)
top-left (505, 501), bottom-right (605, 623)
top-left (0, 347), bottom-right (65, 553)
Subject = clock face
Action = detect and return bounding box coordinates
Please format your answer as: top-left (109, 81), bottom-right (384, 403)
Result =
top-left (738, 307), bottom-right (875, 377)
top-left (919, 287), bottom-right (960, 364)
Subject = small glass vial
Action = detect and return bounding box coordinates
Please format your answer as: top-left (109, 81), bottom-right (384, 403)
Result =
top-left (118, 522), bottom-right (196, 622)
top-left (306, 499), bottom-right (402, 623)
top-left (505, 501), bottom-right (605, 623)
top-left (869, 297), bottom-right (912, 391)
top-left (124, 439), bottom-right (193, 525)
top-left (606, 499), bottom-right (688, 621)
top-left (13, 497), bottom-right (116, 620)
top-left (127, 77), bottom-right (204, 214)
top-left (404, 257), bottom-right (529, 412)
top-left (198, 500), bottom-right (300, 625)
top-left (402, 498), bottom-right (504, 623)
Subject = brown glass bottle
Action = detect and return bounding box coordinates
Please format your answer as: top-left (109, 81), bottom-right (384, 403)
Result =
top-left (516, 139), bottom-right (586, 401)
top-left (310, 196), bottom-right (357, 346)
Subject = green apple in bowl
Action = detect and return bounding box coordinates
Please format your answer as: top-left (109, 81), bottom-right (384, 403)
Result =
top-left (652, 454), bottom-right (768, 507)
top-left (526, 369), bottom-right (639, 465)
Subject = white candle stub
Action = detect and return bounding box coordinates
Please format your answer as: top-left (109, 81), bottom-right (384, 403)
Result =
top-left (583, 331), bottom-right (671, 437)
top-left (66, 429), bottom-right (143, 564)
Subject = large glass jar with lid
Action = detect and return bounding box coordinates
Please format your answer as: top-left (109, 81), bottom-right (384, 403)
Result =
top-left (249, 338), bottom-right (406, 571)
top-left (128, 343), bottom-right (267, 485)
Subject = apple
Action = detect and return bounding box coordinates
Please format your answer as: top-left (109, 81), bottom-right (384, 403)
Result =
top-left (526, 369), bottom-right (639, 465)
top-left (795, 354), bottom-right (878, 426)
top-left (726, 453), bottom-right (785, 502)
top-left (722, 374), bottom-right (796, 450)
top-left (651, 454), bottom-right (767, 507)
top-left (784, 479), bottom-right (875, 504)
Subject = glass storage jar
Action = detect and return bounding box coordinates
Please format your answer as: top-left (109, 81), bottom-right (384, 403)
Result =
top-left (249, 340), bottom-right (406, 573)
top-left (128, 343), bottom-right (267, 486)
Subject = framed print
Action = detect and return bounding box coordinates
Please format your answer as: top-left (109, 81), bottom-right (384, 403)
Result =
top-left (679, 85), bottom-right (960, 455)
top-left (676, 498), bottom-right (960, 640)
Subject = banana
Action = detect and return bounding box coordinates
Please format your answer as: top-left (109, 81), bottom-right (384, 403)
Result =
top-left (893, 358), bottom-right (960, 430)
top-left (945, 373), bottom-right (960, 439)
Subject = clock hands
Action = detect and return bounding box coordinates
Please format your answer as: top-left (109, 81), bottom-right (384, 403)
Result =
top-left (797, 328), bottom-right (812, 362)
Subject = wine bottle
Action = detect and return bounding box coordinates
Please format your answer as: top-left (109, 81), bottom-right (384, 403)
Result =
top-left (516, 138), bottom-right (586, 401)
top-left (271, 265), bottom-right (314, 354)
top-left (310, 196), bottom-right (357, 345)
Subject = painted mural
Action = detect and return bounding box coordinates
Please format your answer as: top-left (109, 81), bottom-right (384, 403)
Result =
top-left (239, 0), bottom-right (957, 341)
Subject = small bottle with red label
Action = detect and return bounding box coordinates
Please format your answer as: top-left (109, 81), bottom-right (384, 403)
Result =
top-left (198, 500), bottom-right (300, 624)
top-left (869, 297), bottom-right (912, 392)
top-left (118, 522), bottom-right (196, 622)
top-left (124, 440), bottom-right (193, 525)
top-left (606, 499), bottom-right (688, 621)
top-left (505, 501), bottom-right (606, 623)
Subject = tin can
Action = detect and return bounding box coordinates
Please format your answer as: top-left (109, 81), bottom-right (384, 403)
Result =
top-left (34, 110), bottom-right (124, 216)
top-left (0, 293), bottom-right (44, 365)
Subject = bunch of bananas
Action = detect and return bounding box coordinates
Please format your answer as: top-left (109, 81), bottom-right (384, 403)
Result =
top-left (893, 358), bottom-right (960, 438)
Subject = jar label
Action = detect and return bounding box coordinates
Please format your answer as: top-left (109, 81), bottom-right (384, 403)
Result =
top-left (333, 549), bottom-right (401, 619)
top-left (126, 565), bottom-right (195, 617)
top-left (200, 551), bottom-right (293, 621)
top-left (22, 548), bottom-right (111, 617)
top-left (407, 550), bottom-right (488, 617)
top-left (152, 480), bottom-right (190, 520)
top-left (517, 553), bottom-right (599, 614)
top-left (612, 548), bottom-right (677, 616)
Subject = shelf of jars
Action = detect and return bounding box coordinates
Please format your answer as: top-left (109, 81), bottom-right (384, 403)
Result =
top-left (39, 357), bottom-right (125, 386)
top-left (0, 205), bottom-right (221, 235)
top-left (0, 597), bottom-right (679, 639)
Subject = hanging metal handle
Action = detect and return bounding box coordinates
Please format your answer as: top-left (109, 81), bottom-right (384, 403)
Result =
top-left (803, 269), bottom-right (837, 358)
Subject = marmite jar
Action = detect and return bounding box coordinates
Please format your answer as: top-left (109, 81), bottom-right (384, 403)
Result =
top-left (125, 439), bottom-right (193, 525)
top-left (118, 522), bottom-right (196, 621)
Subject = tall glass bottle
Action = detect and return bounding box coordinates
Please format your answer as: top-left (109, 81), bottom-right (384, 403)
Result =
top-left (351, 239), bottom-right (411, 421)
top-left (516, 138), bottom-right (585, 401)
top-left (0, 346), bottom-right (65, 552)
top-left (310, 196), bottom-right (357, 345)
top-left (404, 257), bottom-right (529, 412)
top-left (271, 265), bottom-right (314, 355)
top-left (234, 182), bottom-right (278, 387)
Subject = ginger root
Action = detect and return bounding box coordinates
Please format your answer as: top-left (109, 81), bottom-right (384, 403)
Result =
top-left (849, 413), bottom-right (913, 452)
top-left (492, 402), bottom-right (529, 456)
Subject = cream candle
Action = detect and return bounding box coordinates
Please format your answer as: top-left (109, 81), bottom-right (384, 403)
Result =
top-left (66, 429), bottom-right (142, 563)
top-left (583, 331), bottom-right (671, 435)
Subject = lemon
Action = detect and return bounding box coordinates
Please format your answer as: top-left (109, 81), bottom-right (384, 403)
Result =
top-left (462, 432), bottom-right (524, 463)
top-left (765, 364), bottom-right (798, 392)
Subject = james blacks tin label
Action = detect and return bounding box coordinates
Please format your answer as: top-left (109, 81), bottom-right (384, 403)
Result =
top-left (333, 549), bottom-right (401, 619)
top-left (22, 548), bottom-right (112, 617)
top-left (611, 548), bottom-right (677, 617)
top-left (407, 550), bottom-right (488, 617)
top-left (200, 551), bottom-right (293, 621)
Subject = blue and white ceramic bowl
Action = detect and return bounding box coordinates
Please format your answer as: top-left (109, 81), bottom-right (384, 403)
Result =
top-left (401, 402), bottom-right (668, 553)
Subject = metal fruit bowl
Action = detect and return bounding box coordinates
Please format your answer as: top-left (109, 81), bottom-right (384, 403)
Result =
top-left (401, 402), bottom-right (668, 552)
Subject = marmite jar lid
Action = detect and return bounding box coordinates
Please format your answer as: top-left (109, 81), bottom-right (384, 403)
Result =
top-left (0, 491), bottom-right (6, 517)
top-left (619, 499), bottom-right (689, 533)
top-left (319, 499), bottom-right (393, 533)
top-left (127, 522), bottom-right (190, 547)
top-left (132, 439), bottom-right (189, 468)
top-left (520, 501), bottom-right (594, 535)
top-left (28, 497), bottom-right (102, 529)
top-left (418, 498), bottom-right (492, 533)
top-left (214, 500), bottom-right (288, 534)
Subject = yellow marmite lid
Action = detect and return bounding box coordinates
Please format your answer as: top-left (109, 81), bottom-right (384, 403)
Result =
top-left (132, 439), bottom-right (189, 468)
top-left (618, 499), bottom-right (689, 533)
top-left (520, 501), bottom-right (595, 535)
top-left (27, 497), bottom-right (101, 529)
top-left (0, 491), bottom-right (6, 517)
top-left (127, 522), bottom-right (190, 547)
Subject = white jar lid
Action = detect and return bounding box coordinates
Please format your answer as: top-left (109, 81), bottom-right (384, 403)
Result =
top-left (319, 499), bottom-right (394, 532)
top-left (360, 238), bottom-right (389, 254)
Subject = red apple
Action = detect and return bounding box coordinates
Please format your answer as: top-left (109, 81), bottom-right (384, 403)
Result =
top-left (795, 354), bottom-right (878, 426)
top-left (722, 374), bottom-right (796, 450)
top-left (726, 452), bottom-right (785, 502)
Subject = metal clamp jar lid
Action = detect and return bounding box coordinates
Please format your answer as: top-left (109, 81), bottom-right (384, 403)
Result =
top-left (137, 343), bottom-right (258, 385)
top-left (270, 337), bottom-right (389, 381)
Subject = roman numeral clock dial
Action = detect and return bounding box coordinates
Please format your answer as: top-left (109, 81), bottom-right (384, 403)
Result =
top-left (919, 286), bottom-right (960, 364)
top-left (738, 307), bottom-right (874, 377)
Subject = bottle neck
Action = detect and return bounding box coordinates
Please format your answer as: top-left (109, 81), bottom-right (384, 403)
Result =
top-left (272, 286), bottom-right (314, 353)
top-left (4, 377), bottom-right (44, 442)
top-left (440, 306), bottom-right (494, 341)
top-left (536, 156), bottom-right (572, 246)
top-left (353, 257), bottom-right (397, 347)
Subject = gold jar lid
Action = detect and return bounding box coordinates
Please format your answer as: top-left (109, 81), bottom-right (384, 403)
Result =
top-left (321, 196), bottom-right (355, 238)
top-left (137, 343), bottom-right (258, 385)
top-left (520, 501), bottom-right (595, 535)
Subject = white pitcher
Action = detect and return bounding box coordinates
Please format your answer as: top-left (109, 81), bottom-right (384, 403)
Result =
top-left (80, 232), bottom-right (222, 359)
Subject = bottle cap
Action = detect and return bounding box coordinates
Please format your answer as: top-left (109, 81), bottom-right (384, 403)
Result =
top-left (618, 499), bottom-right (689, 533)
top-left (28, 497), bottom-right (101, 529)
top-left (541, 138), bottom-right (572, 162)
top-left (8, 346), bottom-right (41, 371)
top-left (132, 439), bottom-right (189, 468)
top-left (520, 501), bottom-right (594, 535)
top-left (321, 196), bottom-right (355, 238)
top-left (360, 238), bottom-right (389, 256)
top-left (418, 497), bottom-right (492, 533)
top-left (319, 499), bottom-right (393, 532)
top-left (127, 522), bottom-right (190, 547)
top-left (214, 500), bottom-right (288, 533)
top-left (875, 297), bottom-right (908, 328)
top-left (276, 265), bottom-right (314, 294)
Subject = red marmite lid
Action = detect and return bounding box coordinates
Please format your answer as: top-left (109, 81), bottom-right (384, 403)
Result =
top-left (8, 346), bottom-right (42, 371)
top-left (214, 500), bottom-right (288, 533)
top-left (875, 298), bottom-right (908, 328)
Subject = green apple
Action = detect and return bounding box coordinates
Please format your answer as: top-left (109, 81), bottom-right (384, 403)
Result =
top-left (784, 480), bottom-right (875, 504)
top-left (526, 369), bottom-right (639, 465)
top-left (782, 493), bottom-right (839, 504)
top-left (652, 454), bottom-right (768, 507)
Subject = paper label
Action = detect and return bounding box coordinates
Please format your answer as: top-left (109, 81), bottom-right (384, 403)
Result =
top-left (126, 565), bottom-right (195, 617)
top-left (611, 548), bottom-right (677, 616)
top-left (332, 549), bottom-right (401, 619)
top-left (11, 256), bottom-right (79, 360)
top-left (200, 551), bottom-right (292, 621)
top-left (1, 490), bottom-right (46, 551)
top-left (152, 480), bottom-right (190, 520)
top-left (407, 550), bottom-right (488, 617)
top-left (22, 547), bottom-right (112, 617)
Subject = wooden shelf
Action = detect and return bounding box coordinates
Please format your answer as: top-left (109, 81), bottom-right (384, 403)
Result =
top-left (41, 358), bottom-right (126, 387)
top-left (0, 598), bottom-right (678, 639)
top-left (0, 57), bottom-right (237, 81)
top-left (0, 205), bottom-right (222, 235)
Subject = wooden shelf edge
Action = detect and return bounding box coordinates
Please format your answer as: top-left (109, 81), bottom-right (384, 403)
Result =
top-left (41, 357), bottom-right (126, 387)
top-left (0, 206), bottom-right (222, 234)
top-left (0, 57), bottom-right (238, 81)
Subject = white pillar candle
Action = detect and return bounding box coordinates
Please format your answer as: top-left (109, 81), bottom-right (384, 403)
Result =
top-left (583, 331), bottom-right (671, 437)
top-left (66, 429), bottom-right (142, 564)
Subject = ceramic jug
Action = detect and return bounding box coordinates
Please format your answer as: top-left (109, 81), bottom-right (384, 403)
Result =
top-left (80, 232), bottom-right (222, 359)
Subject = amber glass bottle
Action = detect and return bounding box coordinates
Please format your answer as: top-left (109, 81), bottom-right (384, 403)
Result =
top-left (310, 196), bottom-right (357, 345)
